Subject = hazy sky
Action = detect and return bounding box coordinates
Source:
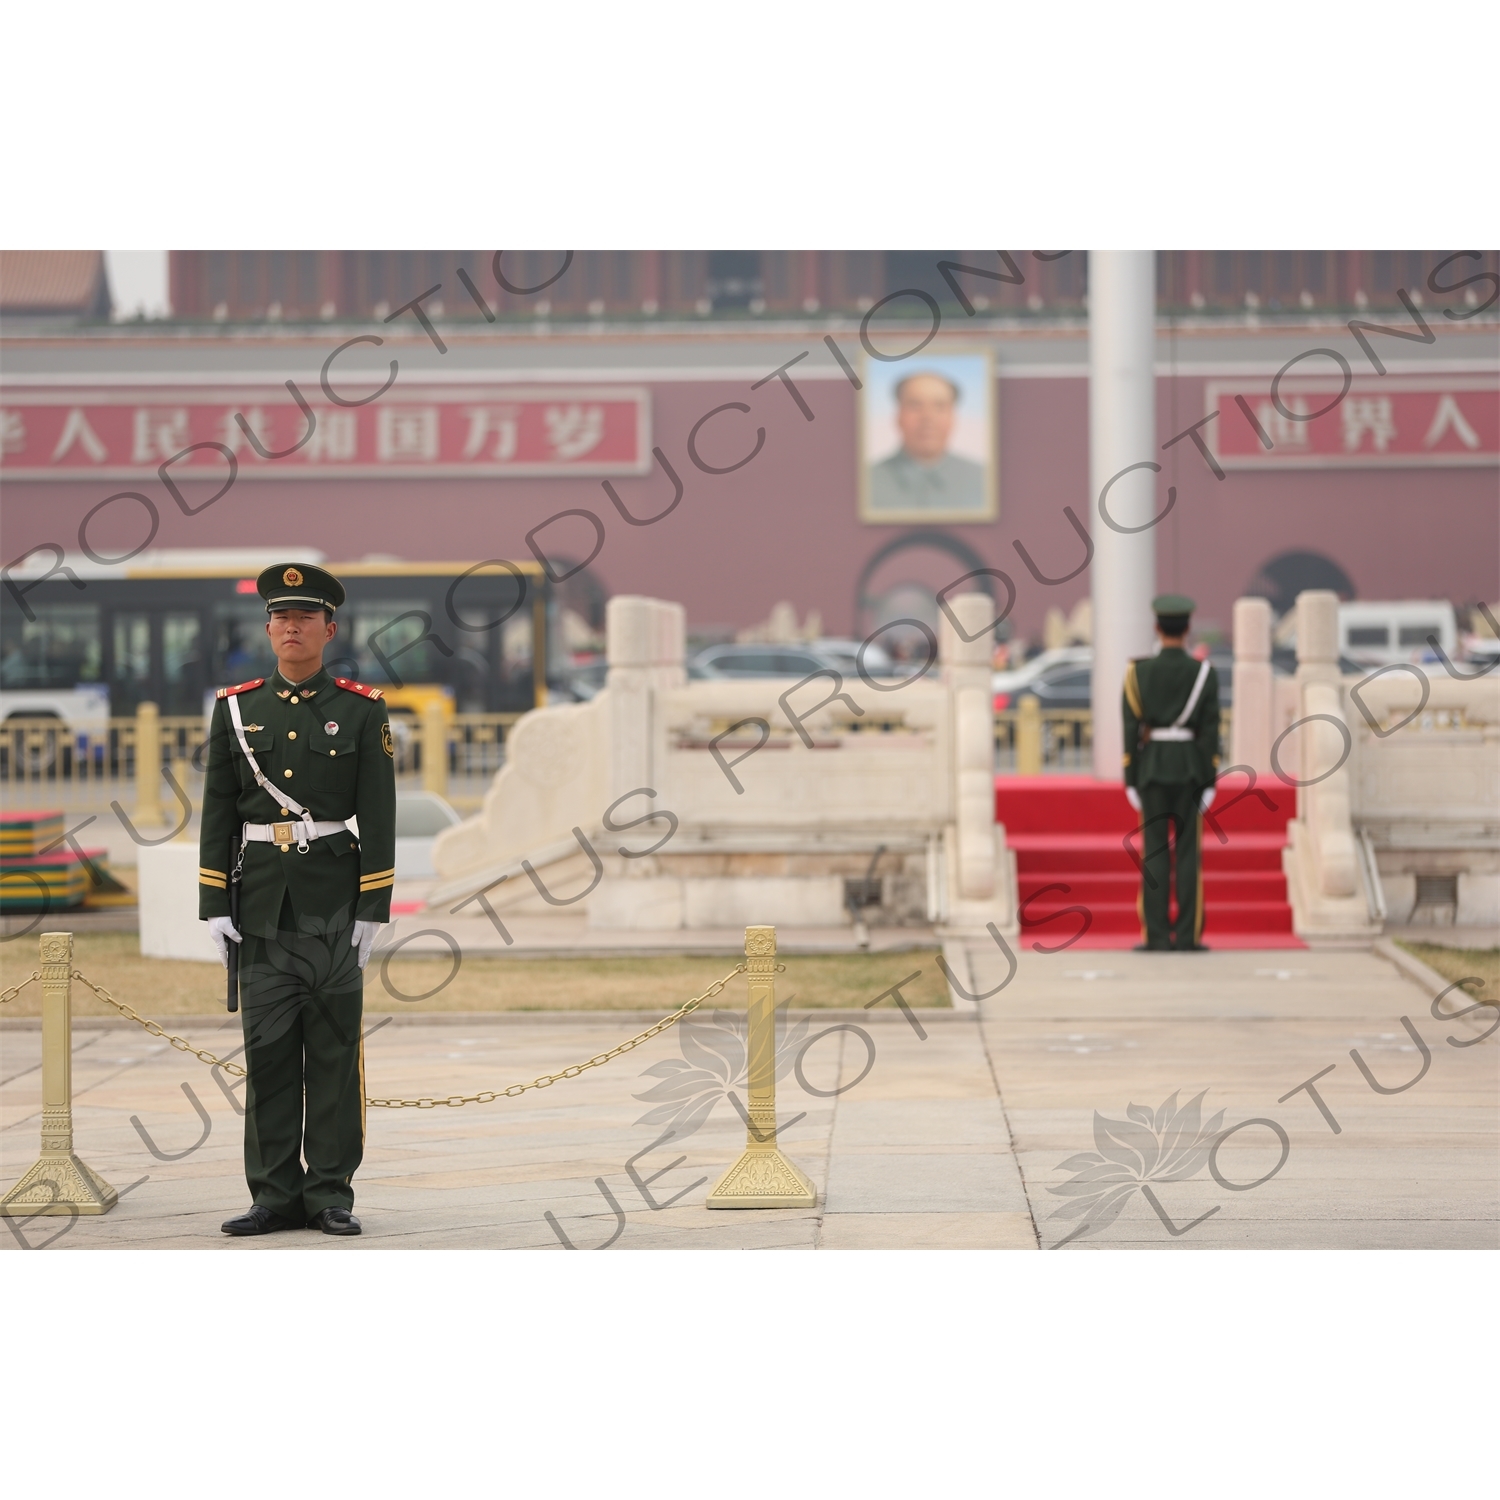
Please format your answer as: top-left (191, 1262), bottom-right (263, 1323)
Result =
top-left (105, 249), bottom-right (170, 319)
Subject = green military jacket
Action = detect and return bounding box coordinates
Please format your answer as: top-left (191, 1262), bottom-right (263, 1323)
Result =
top-left (198, 665), bottom-right (397, 937)
top-left (1122, 647), bottom-right (1221, 791)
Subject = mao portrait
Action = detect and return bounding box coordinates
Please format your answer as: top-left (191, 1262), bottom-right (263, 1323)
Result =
top-left (860, 351), bottom-right (997, 523)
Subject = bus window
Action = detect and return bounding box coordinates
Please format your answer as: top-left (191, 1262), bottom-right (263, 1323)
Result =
top-left (214, 602), bottom-right (275, 683)
top-left (0, 604), bottom-right (101, 689)
top-left (344, 601), bottom-right (444, 688)
top-left (112, 614), bottom-right (152, 710)
top-left (503, 613), bottom-right (533, 678)
top-left (162, 612), bottom-right (205, 714)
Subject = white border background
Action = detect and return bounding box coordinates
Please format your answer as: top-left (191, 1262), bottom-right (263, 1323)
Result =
top-left (5, 1), bottom-right (1498, 1492)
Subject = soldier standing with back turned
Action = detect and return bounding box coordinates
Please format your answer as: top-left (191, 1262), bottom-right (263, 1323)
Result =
top-left (1122, 594), bottom-right (1220, 952)
top-left (198, 564), bottom-right (396, 1236)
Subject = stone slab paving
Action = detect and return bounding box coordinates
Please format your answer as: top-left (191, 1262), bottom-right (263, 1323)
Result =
top-left (967, 942), bottom-right (1500, 1250)
top-left (2, 945), bottom-right (1495, 1250)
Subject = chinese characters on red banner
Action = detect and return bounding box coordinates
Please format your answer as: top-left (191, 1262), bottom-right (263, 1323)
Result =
top-left (1207, 379), bottom-right (1498, 468)
top-left (0, 387), bottom-right (652, 477)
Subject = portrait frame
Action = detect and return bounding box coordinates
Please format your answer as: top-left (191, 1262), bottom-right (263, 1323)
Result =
top-left (857, 347), bottom-right (998, 525)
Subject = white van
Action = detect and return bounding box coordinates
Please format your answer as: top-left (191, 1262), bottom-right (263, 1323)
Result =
top-left (1338, 601), bottom-right (1457, 667)
top-left (0, 684), bottom-right (111, 730)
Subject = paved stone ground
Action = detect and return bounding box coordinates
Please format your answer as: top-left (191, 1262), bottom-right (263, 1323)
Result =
top-left (2, 945), bottom-right (1495, 1250)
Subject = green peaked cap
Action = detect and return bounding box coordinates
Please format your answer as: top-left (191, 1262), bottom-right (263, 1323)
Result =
top-left (257, 562), bottom-right (346, 613)
top-left (1151, 593), bottom-right (1195, 617)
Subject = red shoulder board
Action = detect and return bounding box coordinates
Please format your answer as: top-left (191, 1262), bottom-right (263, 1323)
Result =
top-left (334, 677), bottom-right (384, 700)
top-left (215, 679), bottom-right (265, 699)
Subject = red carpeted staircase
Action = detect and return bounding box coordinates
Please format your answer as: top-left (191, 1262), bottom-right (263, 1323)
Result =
top-left (994, 775), bottom-right (1302, 950)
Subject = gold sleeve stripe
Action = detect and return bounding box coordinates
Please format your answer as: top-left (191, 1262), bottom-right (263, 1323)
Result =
top-left (359, 867), bottom-right (396, 881)
top-left (1123, 661), bottom-right (1143, 719)
top-left (199, 867), bottom-right (226, 877)
top-left (359, 874), bottom-right (396, 890)
top-left (199, 874), bottom-right (228, 888)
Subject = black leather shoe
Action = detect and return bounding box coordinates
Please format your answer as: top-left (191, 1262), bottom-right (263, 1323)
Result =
top-left (221, 1204), bottom-right (301, 1236)
top-left (308, 1207), bottom-right (362, 1236)
top-left (1177, 943), bottom-right (1212, 952)
top-left (1133, 943), bottom-right (1169, 952)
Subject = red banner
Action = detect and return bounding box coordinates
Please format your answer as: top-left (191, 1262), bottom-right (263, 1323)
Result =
top-left (1206, 377), bottom-right (1498, 469)
top-left (0, 386), bottom-right (652, 478)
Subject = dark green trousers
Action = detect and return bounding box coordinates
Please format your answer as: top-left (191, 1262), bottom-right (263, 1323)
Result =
top-left (1138, 783), bottom-right (1205, 950)
top-left (238, 899), bottom-right (365, 1221)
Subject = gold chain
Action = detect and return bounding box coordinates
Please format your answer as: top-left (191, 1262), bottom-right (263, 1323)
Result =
top-left (70, 970), bottom-right (250, 1075)
top-left (0, 972), bottom-right (41, 1005)
top-left (366, 963), bottom-right (762, 1108)
top-left (64, 961), bottom-right (771, 1107)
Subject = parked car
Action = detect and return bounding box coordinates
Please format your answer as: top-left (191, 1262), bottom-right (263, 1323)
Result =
top-left (550, 659), bottom-right (609, 701)
top-left (992, 647), bottom-right (1092, 710)
top-left (0, 685), bottom-right (110, 730)
top-left (1017, 650), bottom-right (1240, 712)
top-left (808, 637), bottom-right (899, 679)
top-left (689, 643), bottom-right (856, 680)
top-left (1338, 600), bottom-right (1457, 667)
top-left (1024, 662), bottom-right (1095, 711)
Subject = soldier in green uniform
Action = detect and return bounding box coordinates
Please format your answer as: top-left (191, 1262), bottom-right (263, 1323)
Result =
top-left (199, 563), bottom-right (396, 1236)
top-left (1122, 594), bottom-right (1220, 952)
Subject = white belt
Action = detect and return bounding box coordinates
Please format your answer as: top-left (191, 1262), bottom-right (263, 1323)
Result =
top-left (1148, 727), bottom-right (1195, 741)
top-left (243, 818), bottom-right (352, 851)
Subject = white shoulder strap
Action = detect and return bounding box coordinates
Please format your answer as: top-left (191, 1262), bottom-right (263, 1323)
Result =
top-left (1172, 657), bottom-right (1213, 729)
top-left (226, 692), bottom-right (315, 834)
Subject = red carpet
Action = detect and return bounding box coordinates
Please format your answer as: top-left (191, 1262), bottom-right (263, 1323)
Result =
top-left (995, 774), bottom-right (1303, 951)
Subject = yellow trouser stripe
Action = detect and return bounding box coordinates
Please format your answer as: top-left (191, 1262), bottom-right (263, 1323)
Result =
top-left (1195, 813), bottom-right (1205, 942)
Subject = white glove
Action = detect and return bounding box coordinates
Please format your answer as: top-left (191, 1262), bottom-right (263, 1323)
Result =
top-left (352, 920), bottom-right (381, 970)
top-left (1125, 786), bottom-right (1142, 812)
top-left (208, 916), bottom-right (242, 969)
top-left (1200, 787), bottom-right (1216, 813)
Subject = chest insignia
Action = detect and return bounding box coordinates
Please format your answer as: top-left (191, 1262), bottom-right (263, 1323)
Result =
top-left (243, 724), bottom-right (264, 733)
top-left (324, 721), bottom-right (339, 735)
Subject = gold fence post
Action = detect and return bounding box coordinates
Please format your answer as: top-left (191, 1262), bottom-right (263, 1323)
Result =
top-left (134, 702), bottom-right (162, 826)
top-left (706, 926), bottom-right (817, 1209)
top-left (421, 701), bottom-right (448, 797)
top-left (1016, 693), bottom-right (1043, 776)
top-left (0, 932), bottom-right (118, 1216)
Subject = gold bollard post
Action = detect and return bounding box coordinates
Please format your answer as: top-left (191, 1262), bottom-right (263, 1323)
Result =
top-left (0, 933), bottom-right (118, 1216)
top-left (1015, 692), bottom-right (1043, 776)
top-left (705, 926), bottom-right (817, 1209)
top-left (421, 699), bottom-right (448, 797)
top-left (134, 701), bottom-right (162, 827)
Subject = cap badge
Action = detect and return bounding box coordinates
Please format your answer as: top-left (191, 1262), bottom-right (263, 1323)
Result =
top-left (324, 721), bottom-right (339, 735)
top-left (283, 566), bottom-right (304, 586)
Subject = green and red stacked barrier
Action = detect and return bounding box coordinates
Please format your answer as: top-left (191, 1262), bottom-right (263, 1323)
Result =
top-left (0, 809), bottom-right (132, 912)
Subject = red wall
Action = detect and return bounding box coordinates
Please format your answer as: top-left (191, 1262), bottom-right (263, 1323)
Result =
top-left (4, 371), bottom-right (1496, 643)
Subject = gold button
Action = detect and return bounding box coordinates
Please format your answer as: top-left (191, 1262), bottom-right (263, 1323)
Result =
top-left (289, 695), bottom-right (299, 704)
top-left (283, 769), bottom-right (293, 778)
top-left (288, 731), bottom-right (297, 740)
top-left (329, 749), bottom-right (336, 756)
top-left (280, 843), bottom-right (289, 852)
top-left (280, 808), bottom-right (290, 816)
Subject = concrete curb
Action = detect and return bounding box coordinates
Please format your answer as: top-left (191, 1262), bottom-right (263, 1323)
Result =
top-left (1375, 936), bottom-right (1472, 998)
top-left (0, 1005), bottom-right (964, 1032)
top-left (1374, 937), bottom-right (1496, 1041)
